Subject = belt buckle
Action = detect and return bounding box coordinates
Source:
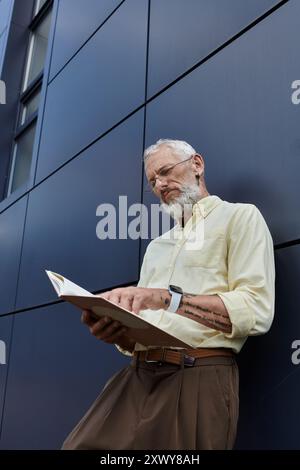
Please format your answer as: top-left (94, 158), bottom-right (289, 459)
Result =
top-left (144, 348), bottom-right (166, 365)
top-left (183, 354), bottom-right (196, 367)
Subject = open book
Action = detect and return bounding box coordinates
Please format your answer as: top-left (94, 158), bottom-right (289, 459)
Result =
top-left (45, 270), bottom-right (193, 348)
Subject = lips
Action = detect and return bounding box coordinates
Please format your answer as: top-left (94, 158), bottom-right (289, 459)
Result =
top-left (162, 189), bottom-right (177, 201)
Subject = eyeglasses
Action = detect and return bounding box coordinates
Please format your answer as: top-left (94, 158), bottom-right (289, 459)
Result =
top-left (147, 155), bottom-right (194, 190)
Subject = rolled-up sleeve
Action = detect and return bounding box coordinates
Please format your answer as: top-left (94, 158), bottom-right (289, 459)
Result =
top-left (115, 344), bottom-right (134, 357)
top-left (217, 204), bottom-right (275, 339)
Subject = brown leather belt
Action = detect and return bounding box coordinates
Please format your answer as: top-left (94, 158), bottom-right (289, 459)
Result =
top-left (134, 347), bottom-right (234, 367)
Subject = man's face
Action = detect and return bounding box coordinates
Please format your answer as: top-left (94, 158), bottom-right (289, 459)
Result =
top-left (145, 146), bottom-right (201, 204)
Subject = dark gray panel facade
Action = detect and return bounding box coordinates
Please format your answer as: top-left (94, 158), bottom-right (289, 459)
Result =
top-left (0, 0), bottom-right (299, 451)
top-left (147, 0), bottom-right (281, 96)
top-left (235, 245), bottom-right (300, 449)
top-left (0, 303), bottom-right (130, 449)
top-left (16, 111), bottom-right (143, 310)
top-left (0, 0), bottom-right (13, 36)
top-left (145, 0), bottom-right (299, 244)
top-left (0, 33), bottom-right (4, 66)
top-left (0, 30), bottom-right (7, 74)
top-left (0, 197), bottom-right (27, 315)
top-left (49, 0), bottom-right (122, 80)
top-left (0, 315), bottom-right (12, 436)
top-left (36, 0), bottom-right (147, 182)
top-left (0, 0), bottom-right (13, 71)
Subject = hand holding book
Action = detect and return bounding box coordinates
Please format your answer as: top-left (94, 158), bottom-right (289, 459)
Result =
top-left (45, 270), bottom-right (193, 348)
top-left (81, 309), bottom-right (135, 352)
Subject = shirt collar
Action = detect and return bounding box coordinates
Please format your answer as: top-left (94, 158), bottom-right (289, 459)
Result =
top-left (172, 194), bottom-right (223, 232)
top-left (192, 194), bottom-right (222, 218)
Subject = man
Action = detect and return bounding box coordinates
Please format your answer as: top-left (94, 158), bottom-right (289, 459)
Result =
top-left (62, 139), bottom-right (275, 450)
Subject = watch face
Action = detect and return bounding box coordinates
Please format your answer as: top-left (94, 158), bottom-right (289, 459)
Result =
top-left (169, 285), bottom-right (183, 294)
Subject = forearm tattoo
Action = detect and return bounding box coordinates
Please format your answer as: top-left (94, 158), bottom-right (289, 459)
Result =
top-left (178, 293), bottom-right (232, 334)
top-left (160, 292), bottom-right (170, 307)
top-left (150, 290), bottom-right (169, 307)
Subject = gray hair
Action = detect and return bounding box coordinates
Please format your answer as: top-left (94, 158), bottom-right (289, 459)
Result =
top-left (143, 138), bottom-right (196, 163)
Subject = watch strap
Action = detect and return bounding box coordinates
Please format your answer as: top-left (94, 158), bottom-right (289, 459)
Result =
top-left (167, 290), bottom-right (182, 313)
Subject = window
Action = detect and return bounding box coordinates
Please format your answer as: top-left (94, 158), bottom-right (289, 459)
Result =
top-left (23, 9), bottom-right (52, 90)
top-left (6, 0), bottom-right (53, 197)
top-left (8, 123), bottom-right (37, 194)
top-left (35, 0), bottom-right (48, 15)
top-left (20, 86), bottom-right (41, 125)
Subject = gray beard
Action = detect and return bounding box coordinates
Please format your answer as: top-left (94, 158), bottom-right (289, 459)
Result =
top-left (160, 184), bottom-right (200, 222)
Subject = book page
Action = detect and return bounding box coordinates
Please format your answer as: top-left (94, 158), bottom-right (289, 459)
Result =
top-left (46, 270), bottom-right (94, 297)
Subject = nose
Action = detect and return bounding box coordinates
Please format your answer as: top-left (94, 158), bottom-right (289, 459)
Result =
top-left (153, 176), bottom-right (168, 192)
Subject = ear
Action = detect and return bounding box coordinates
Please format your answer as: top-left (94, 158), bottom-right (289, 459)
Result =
top-left (192, 153), bottom-right (204, 176)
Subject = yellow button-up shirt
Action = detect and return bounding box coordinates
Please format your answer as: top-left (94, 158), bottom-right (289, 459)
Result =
top-left (117, 194), bottom-right (275, 355)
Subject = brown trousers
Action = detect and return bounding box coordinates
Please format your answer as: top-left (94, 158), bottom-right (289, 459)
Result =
top-left (62, 355), bottom-right (239, 450)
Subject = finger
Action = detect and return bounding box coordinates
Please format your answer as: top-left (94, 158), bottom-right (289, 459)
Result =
top-left (97, 291), bottom-right (111, 301)
top-left (99, 288), bottom-right (122, 301)
top-left (90, 316), bottom-right (113, 335)
top-left (99, 321), bottom-right (123, 340)
top-left (94, 321), bottom-right (123, 340)
top-left (102, 328), bottom-right (128, 344)
top-left (119, 296), bottom-right (134, 312)
top-left (131, 295), bottom-right (143, 314)
top-left (81, 310), bottom-right (97, 326)
top-left (108, 293), bottom-right (121, 305)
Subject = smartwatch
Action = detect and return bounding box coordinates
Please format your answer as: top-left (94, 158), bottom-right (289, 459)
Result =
top-left (167, 285), bottom-right (183, 313)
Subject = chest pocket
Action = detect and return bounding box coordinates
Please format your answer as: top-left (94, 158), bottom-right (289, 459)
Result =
top-left (182, 235), bottom-right (226, 269)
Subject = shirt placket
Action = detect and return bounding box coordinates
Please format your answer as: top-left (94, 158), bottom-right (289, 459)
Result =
top-left (167, 204), bottom-right (205, 284)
